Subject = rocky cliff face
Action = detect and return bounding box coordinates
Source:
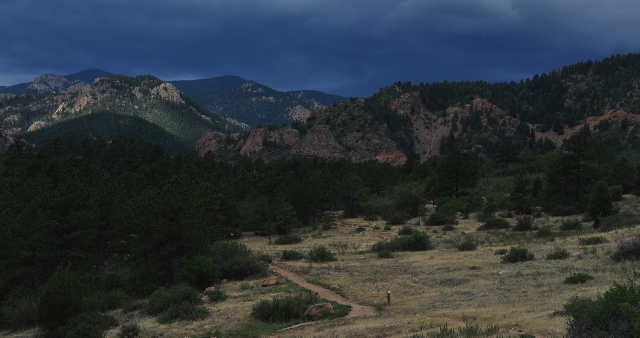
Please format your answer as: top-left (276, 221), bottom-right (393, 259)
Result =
top-left (0, 129), bottom-right (14, 150)
top-left (27, 74), bottom-right (87, 95)
top-left (196, 124), bottom-right (407, 165)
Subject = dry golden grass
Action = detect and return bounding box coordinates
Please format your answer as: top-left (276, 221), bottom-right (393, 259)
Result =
top-left (103, 196), bottom-right (640, 337)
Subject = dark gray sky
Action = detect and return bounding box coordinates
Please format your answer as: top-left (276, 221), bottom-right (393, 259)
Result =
top-left (1, 0), bottom-right (639, 97)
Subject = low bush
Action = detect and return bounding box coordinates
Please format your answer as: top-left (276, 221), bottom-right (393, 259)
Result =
top-left (513, 215), bottom-right (535, 231)
top-left (307, 246), bottom-right (337, 262)
top-left (598, 212), bottom-right (637, 232)
top-left (564, 282), bottom-right (640, 337)
top-left (84, 289), bottom-right (130, 313)
top-left (383, 225), bottom-right (392, 231)
top-left (551, 205), bottom-right (579, 216)
top-left (398, 226), bottom-right (415, 236)
top-left (371, 231), bottom-right (433, 252)
top-left (61, 312), bottom-right (118, 338)
top-left (206, 289), bottom-right (228, 303)
top-left (560, 219), bottom-right (582, 231)
top-left (564, 273), bottom-right (594, 285)
top-left (385, 212), bottom-right (411, 225)
top-left (281, 249), bottom-right (304, 261)
top-left (455, 238), bottom-right (477, 251)
top-left (425, 212), bottom-right (456, 226)
top-left (274, 234), bottom-right (303, 245)
top-left (210, 241), bottom-right (269, 281)
top-left (117, 322), bottom-right (141, 338)
top-left (608, 185), bottom-right (623, 202)
top-left (180, 255), bottom-right (216, 290)
top-left (251, 292), bottom-right (319, 323)
top-left (494, 248), bottom-right (508, 255)
top-left (501, 246), bottom-right (535, 263)
top-left (377, 250), bottom-right (394, 259)
top-left (546, 248), bottom-right (570, 260)
top-left (478, 217), bottom-right (510, 231)
top-left (611, 235), bottom-right (640, 262)
top-left (442, 225), bottom-right (455, 231)
top-left (146, 285), bottom-right (208, 323)
top-left (534, 226), bottom-right (555, 239)
top-left (355, 225), bottom-right (366, 232)
top-left (0, 295), bottom-right (37, 330)
top-left (578, 236), bottom-right (608, 245)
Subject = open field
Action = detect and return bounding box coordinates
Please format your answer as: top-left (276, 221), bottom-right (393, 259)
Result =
top-left (117, 196), bottom-right (639, 337)
top-left (8, 197), bottom-right (639, 338)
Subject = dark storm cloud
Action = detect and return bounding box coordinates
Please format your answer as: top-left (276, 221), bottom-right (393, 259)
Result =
top-left (1, 0), bottom-right (640, 97)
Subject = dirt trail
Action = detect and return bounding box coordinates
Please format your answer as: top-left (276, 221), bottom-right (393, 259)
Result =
top-left (269, 264), bottom-right (377, 318)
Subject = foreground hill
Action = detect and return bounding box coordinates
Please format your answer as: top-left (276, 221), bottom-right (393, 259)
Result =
top-left (0, 74), bottom-right (247, 151)
top-left (171, 76), bottom-right (347, 128)
top-left (197, 53), bottom-right (640, 164)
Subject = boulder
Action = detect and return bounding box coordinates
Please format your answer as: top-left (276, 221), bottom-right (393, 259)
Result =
top-left (204, 286), bottom-right (216, 295)
top-left (301, 303), bottom-right (334, 321)
top-left (261, 275), bottom-right (280, 287)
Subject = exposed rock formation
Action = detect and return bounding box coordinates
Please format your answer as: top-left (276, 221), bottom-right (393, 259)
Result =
top-left (0, 129), bottom-right (14, 149)
top-left (27, 74), bottom-right (87, 95)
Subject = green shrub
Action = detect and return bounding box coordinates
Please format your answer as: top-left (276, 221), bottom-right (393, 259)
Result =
top-left (611, 235), bottom-right (640, 262)
top-left (398, 226), bottom-right (415, 236)
top-left (281, 249), bottom-right (305, 261)
top-left (179, 255), bottom-right (216, 290)
top-left (0, 295), bottom-right (37, 330)
top-left (494, 248), bottom-right (508, 255)
top-left (598, 212), bottom-right (637, 232)
top-left (455, 238), bottom-right (477, 251)
top-left (385, 212), bottom-right (411, 225)
top-left (274, 234), bottom-right (303, 245)
top-left (546, 248), bottom-right (570, 260)
top-left (363, 214), bottom-right (378, 221)
top-left (442, 225), bottom-right (455, 231)
top-left (206, 289), bottom-right (228, 303)
top-left (425, 212), bottom-right (456, 226)
top-left (62, 312), bottom-right (118, 338)
top-left (609, 185), bottom-right (623, 202)
top-left (560, 219), bottom-right (582, 231)
top-left (534, 226), bottom-right (555, 239)
top-left (36, 263), bottom-right (84, 334)
top-left (210, 241), bottom-right (268, 281)
top-left (564, 282), bottom-right (640, 337)
top-left (578, 236), bottom-right (608, 245)
top-left (513, 215), bottom-right (535, 231)
top-left (376, 250), bottom-right (394, 259)
top-left (501, 246), bottom-right (535, 263)
top-left (478, 217), bottom-right (510, 230)
top-left (84, 289), bottom-right (130, 313)
top-left (383, 225), bottom-right (392, 231)
top-left (251, 292), bottom-right (319, 323)
top-left (307, 246), bottom-right (337, 262)
top-left (355, 225), bottom-right (366, 232)
top-left (117, 322), bottom-right (141, 338)
top-left (564, 273), bottom-right (594, 285)
top-left (371, 231), bottom-right (433, 252)
top-left (320, 213), bottom-right (337, 230)
top-left (146, 285), bottom-right (208, 323)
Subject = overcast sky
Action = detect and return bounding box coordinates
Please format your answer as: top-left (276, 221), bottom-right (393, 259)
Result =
top-left (1, 0), bottom-right (639, 97)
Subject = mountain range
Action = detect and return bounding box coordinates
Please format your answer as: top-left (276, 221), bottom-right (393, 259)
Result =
top-left (2, 53), bottom-right (640, 162)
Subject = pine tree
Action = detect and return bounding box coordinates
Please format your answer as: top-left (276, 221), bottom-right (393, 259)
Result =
top-left (36, 263), bottom-right (83, 333)
top-left (589, 181), bottom-right (613, 228)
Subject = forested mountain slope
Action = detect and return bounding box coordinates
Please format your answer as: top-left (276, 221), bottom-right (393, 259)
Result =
top-left (197, 53), bottom-right (640, 164)
top-left (172, 76), bottom-right (347, 128)
top-left (0, 75), bottom-right (247, 150)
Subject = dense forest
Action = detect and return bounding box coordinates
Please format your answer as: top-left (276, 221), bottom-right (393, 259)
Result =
top-left (1, 126), bottom-right (640, 335)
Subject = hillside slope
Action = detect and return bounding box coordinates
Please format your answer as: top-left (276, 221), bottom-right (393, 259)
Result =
top-left (0, 75), bottom-right (247, 150)
top-left (196, 53), bottom-right (640, 164)
top-left (172, 77), bottom-right (347, 127)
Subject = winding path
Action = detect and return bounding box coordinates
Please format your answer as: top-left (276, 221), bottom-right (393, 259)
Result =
top-left (269, 264), bottom-right (377, 318)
